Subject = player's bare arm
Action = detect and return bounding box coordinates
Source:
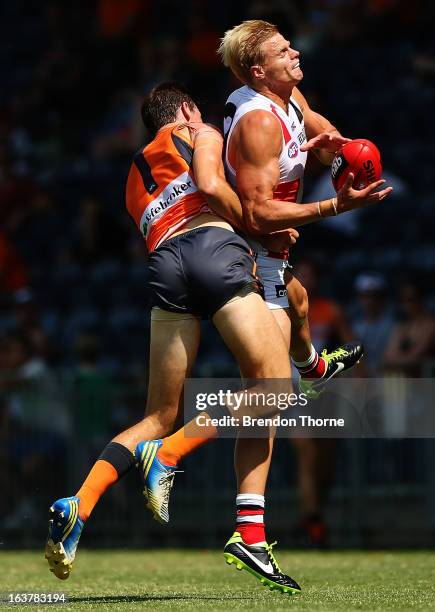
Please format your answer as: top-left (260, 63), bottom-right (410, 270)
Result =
top-left (191, 123), bottom-right (297, 250)
top-left (234, 110), bottom-right (392, 234)
top-left (293, 87), bottom-right (350, 165)
top-left (188, 123), bottom-right (246, 231)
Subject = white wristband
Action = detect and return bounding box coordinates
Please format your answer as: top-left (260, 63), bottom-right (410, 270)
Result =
top-left (317, 201), bottom-right (322, 218)
top-left (331, 197), bottom-right (338, 215)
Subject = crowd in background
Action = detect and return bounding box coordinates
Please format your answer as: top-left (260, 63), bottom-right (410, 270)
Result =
top-left (1, 0), bottom-right (435, 546)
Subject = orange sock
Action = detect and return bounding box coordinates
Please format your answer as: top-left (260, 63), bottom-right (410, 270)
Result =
top-left (157, 413), bottom-right (219, 466)
top-left (76, 460), bottom-right (118, 521)
top-left (158, 434), bottom-right (211, 466)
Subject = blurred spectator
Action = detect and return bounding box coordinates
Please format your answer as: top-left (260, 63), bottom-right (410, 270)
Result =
top-left (15, 192), bottom-right (64, 266)
top-left (70, 195), bottom-right (129, 265)
top-left (0, 397), bottom-right (11, 518)
top-left (185, 14), bottom-right (221, 70)
top-left (91, 90), bottom-right (143, 160)
top-left (0, 231), bottom-right (29, 302)
top-left (13, 290), bottom-right (53, 361)
top-left (0, 330), bottom-right (69, 436)
top-left (293, 258), bottom-right (353, 350)
top-left (352, 273), bottom-right (395, 376)
top-left (69, 332), bottom-right (135, 513)
top-left (97, 0), bottom-right (145, 38)
top-left (70, 333), bottom-right (113, 453)
top-left (383, 279), bottom-right (435, 376)
top-left (0, 147), bottom-right (37, 234)
top-left (0, 330), bottom-right (69, 527)
top-left (290, 258), bottom-right (352, 547)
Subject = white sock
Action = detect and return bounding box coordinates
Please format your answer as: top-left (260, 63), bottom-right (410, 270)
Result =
top-left (236, 493), bottom-right (265, 508)
top-left (236, 494), bottom-right (266, 542)
top-left (292, 344), bottom-right (317, 368)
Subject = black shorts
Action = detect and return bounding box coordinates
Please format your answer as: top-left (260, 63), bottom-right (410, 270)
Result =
top-left (148, 227), bottom-right (262, 318)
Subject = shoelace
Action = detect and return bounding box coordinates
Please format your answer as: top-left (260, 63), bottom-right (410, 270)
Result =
top-left (265, 541), bottom-right (282, 573)
top-left (158, 470), bottom-right (183, 506)
top-left (321, 347), bottom-right (348, 364)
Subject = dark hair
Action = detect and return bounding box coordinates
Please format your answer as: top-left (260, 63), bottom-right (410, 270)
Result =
top-left (141, 81), bottom-right (197, 135)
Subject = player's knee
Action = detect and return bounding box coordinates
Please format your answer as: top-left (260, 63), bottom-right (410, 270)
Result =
top-left (245, 353), bottom-right (292, 380)
top-left (141, 408), bottom-right (177, 437)
top-left (248, 378), bottom-right (294, 418)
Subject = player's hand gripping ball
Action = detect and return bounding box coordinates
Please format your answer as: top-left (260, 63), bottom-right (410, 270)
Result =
top-left (331, 139), bottom-right (382, 191)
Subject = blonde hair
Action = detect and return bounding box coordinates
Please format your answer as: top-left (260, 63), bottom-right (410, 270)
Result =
top-left (218, 20), bottom-right (278, 85)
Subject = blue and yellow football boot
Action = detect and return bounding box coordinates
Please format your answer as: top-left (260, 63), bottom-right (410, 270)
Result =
top-left (135, 440), bottom-right (178, 524)
top-left (45, 496), bottom-right (84, 580)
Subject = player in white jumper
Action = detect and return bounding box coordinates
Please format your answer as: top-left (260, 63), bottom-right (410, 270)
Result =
top-left (224, 85), bottom-right (308, 308)
top-left (217, 20), bottom-right (392, 576)
top-left (220, 21), bottom-right (392, 396)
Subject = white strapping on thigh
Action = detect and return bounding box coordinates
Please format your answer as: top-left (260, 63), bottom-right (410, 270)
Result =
top-left (224, 284), bottom-right (256, 306)
top-left (151, 307), bottom-right (199, 321)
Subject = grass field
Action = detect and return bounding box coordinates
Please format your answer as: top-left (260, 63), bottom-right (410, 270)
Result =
top-left (1, 550), bottom-right (435, 611)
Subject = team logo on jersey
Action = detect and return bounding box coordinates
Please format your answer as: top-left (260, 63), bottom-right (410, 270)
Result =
top-left (288, 141), bottom-right (299, 158)
top-left (298, 128), bottom-right (307, 145)
top-left (275, 284), bottom-right (287, 298)
top-left (291, 121), bottom-right (296, 131)
top-left (140, 171), bottom-right (197, 236)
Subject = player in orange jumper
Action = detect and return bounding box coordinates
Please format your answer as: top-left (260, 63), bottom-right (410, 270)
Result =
top-left (45, 82), bottom-right (302, 592)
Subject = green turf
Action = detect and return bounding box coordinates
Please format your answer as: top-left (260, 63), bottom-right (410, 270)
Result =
top-left (1, 550), bottom-right (435, 611)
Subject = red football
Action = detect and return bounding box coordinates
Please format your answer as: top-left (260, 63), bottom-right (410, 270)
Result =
top-left (331, 138), bottom-right (382, 191)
